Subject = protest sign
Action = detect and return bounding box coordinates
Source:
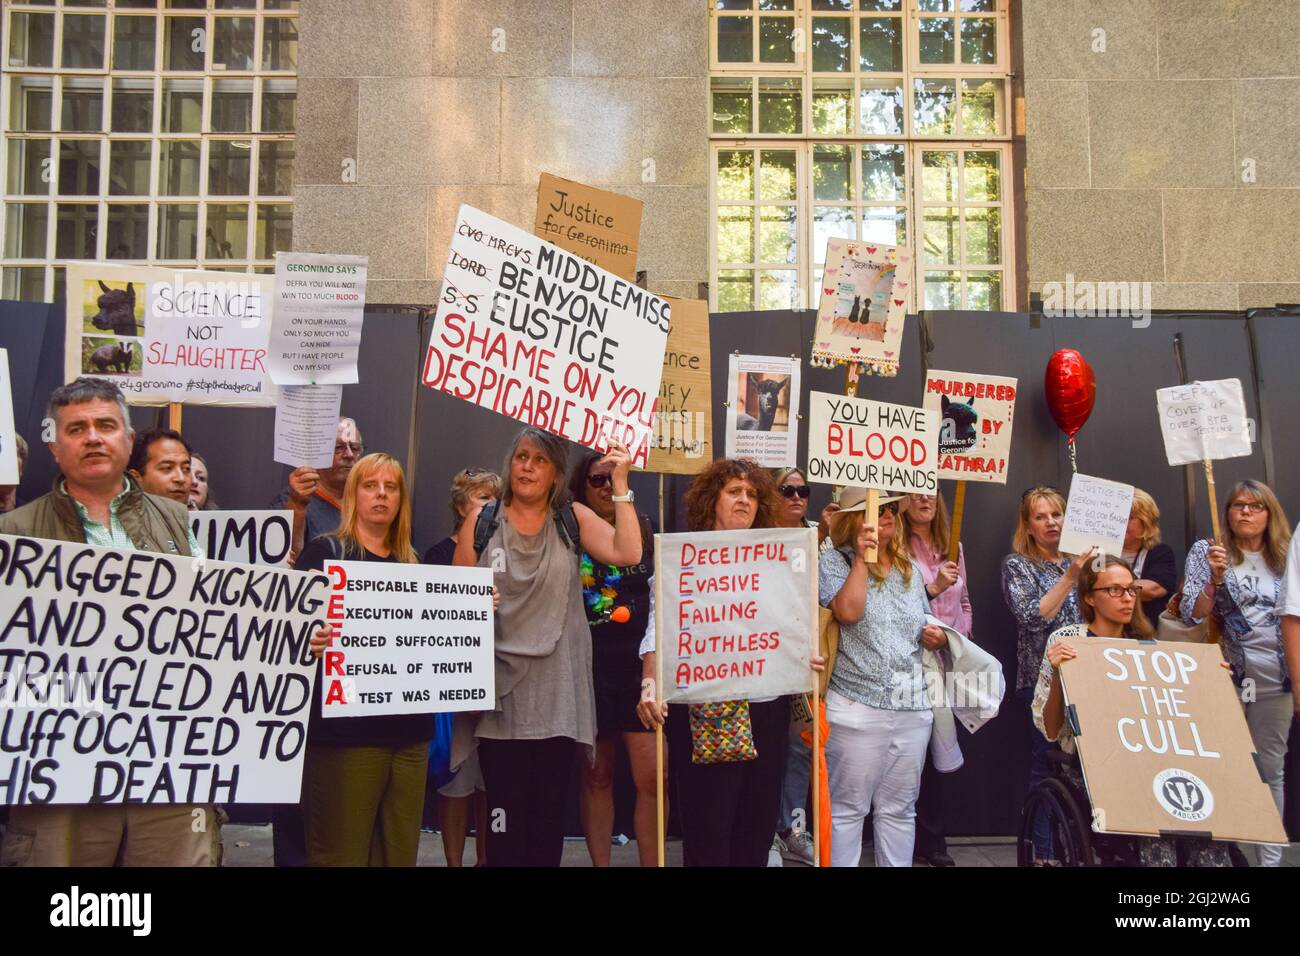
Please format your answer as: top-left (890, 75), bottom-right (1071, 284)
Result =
top-left (724, 354), bottom-right (800, 468)
top-left (810, 239), bottom-right (913, 376)
top-left (806, 390), bottom-right (938, 494)
top-left (647, 297), bottom-right (712, 474)
top-left (0, 534), bottom-right (331, 805)
top-left (922, 370), bottom-right (1017, 484)
top-left (190, 511), bottom-right (294, 567)
top-left (1155, 379), bottom-right (1252, 467)
top-left (65, 262), bottom-right (276, 407)
top-left (0, 349), bottom-right (17, 485)
top-left (320, 561), bottom-right (495, 717)
top-left (1060, 473), bottom-right (1134, 557)
top-left (423, 205), bottom-right (670, 468)
top-left (655, 527), bottom-right (817, 704)
top-left (273, 384), bottom-right (343, 469)
top-left (535, 173), bottom-right (643, 281)
top-left (1060, 636), bottom-right (1287, 844)
top-left (268, 252), bottom-right (368, 385)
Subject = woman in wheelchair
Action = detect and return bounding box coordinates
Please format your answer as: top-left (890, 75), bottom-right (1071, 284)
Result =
top-left (1030, 555), bottom-right (1232, 867)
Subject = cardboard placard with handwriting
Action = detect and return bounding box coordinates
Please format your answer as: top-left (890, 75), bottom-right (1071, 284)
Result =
top-left (647, 297), bottom-right (711, 474)
top-left (535, 173), bottom-right (643, 280)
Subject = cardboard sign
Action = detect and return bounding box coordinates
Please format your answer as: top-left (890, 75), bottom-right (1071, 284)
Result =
top-left (320, 561), bottom-right (495, 716)
top-left (647, 297), bottom-right (711, 474)
top-left (922, 370), bottom-right (1017, 484)
top-left (656, 527), bottom-right (817, 704)
top-left (423, 205), bottom-right (670, 469)
top-left (190, 510), bottom-right (294, 567)
top-left (268, 252), bottom-right (367, 385)
top-left (65, 262), bottom-right (276, 407)
top-left (806, 390), bottom-right (938, 494)
top-left (1060, 473), bottom-right (1134, 557)
top-left (0, 349), bottom-right (17, 485)
top-left (724, 354), bottom-right (801, 468)
top-left (0, 534), bottom-right (330, 805)
top-left (1156, 379), bottom-right (1252, 466)
top-left (535, 173), bottom-right (642, 281)
top-left (273, 383), bottom-right (343, 469)
top-left (810, 239), bottom-right (913, 376)
top-left (1060, 636), bottom-right (1288, 844)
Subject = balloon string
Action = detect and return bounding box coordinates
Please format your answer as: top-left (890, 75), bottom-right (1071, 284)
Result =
top-left (1068, 439), bottom-right (1078, 474)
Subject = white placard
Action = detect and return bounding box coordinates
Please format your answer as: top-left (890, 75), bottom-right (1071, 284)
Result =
top-left (724, 354), bottom-right (801, 468)
top-left (922, 369), bottom-right (1018, 484)
top-left (0, 349), bottom-right (17, 485)
top-left (422, 205), bottom-right (669, 469)
top-left (0, 533), bottom-right (330, 805)
top-left (273, 384), bottom-right (343, 468)
top-left (190, 510), bottom-right (294, 567)
top-left (1060, 473), bottom-right (1135, 557)
top-left (655, 527), bottom-right (817, 704)
top-left (805, 389), bottom-right (939, 494)
top-left (1155, 379), bottom-right (1253, 466)
top-left (268, 252), bottom-right (368, 385)
top-left (320, 561), bottom-right (495, 716)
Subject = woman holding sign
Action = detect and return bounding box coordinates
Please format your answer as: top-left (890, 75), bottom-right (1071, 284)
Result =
top-left (1180, 479), bottom-right (1292, 867)
top-left (301, 453), bottom-right (431, 867)
top-left (1122, 488), bottom-right (1176, 627)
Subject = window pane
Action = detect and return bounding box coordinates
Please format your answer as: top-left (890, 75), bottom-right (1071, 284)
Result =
top-left (961, 0), bottom-right (996, 12)
top-left (918, 16), bottom-right (955, 64)
top-left (812, 17), bottom-right (851, 72)
top-left (157, 204), bottom-right (198, 259)
top-left (914, 78), bottom-right (956, 134)
top-left (216, 0), bottom-right (258, 8)
top-left (967, 270), bottom-right (1001, 310)
top-left (813, 206), bottom-right (856, 263)
top-left (58, 140), bottom-right (101, 196)
top-left (759, 270), bottom-right (798, 310)
top-left (759, 16), bottom-right (795, 63)
top-left (760, 150), bottom-right (797, 201)
top-left (7, 139), bottom-right (52, 195)
top-left (261, 80), bottom-right (296, 132)
top-left (712, 77), bottom-right (753, 134)
top-left (264, 0), bottom-right (300, 8)
top-left (4, 204), bottom-right (49, 258)
top-left (813, 144), bottom-right (852, 201)
top-left (813, 0), bottom-right (852, 8)
top-left (758, 78), bottom-right (801, 134)
top-left (8, 12), bottom-right (56, 68)
top-left (923, 205), bottom-right (959, 265)
top-left (167, 0), bottom-right (208, 7)
top-left (206, 203), bottom-right (248, 259)
top-left (964, 150), bottom-right (1001, 201)
top-left (258, 140), bottom-right (294, 196)
top-left (109, 140), bottom-right (151, 195)
top-left (862, 144), bottom-right (905, 200)
top-left (159, 140), bottom-right (200, 194)
top-left (859, 80), bottom-right (903, 134)
top-left (718, 270), bottom-right (754, 312)
top-left (262, 17), bottom-right (299, 70)
top-left (107, 204), bottom-right (149, 258)
top-left (961, 78), bottom-right (1003, 135)
top-left (863, 206), bottom-right (907, 245)
top-left (163, 79), bottom-right (203, 132)
top-left (111, 80), bottom-right (154, 132)
top-left (717, 16), bottom-right (753, 63)
top-left (759, 207), bottom-right (797, 264)
top-left (9, 77), bottom-right (54, 132)
top-left (717, 150), bottom-right (755, 201)
top-left (256, 204), bottom-right (292, 259)
top-left (859, 17), bottom-right (902, 72)
top-left (860, 0), bottom-right (902, 9)
top-left (165, 17), bottom-right (205, 71)
top-left (961, 16), bottom-right (997, 64)
top-left (62, 81), bottom-right (105, 133)
top-left (213, 17), bottom-right (256, 70)
top-left (917, 0), bottom-right (954, 11)
top-left (812, 81), bottom-right (852, 134)
top-left (118, 0), bottom-right (162, 7)
top-left (209, 140), bottom-right (251, 194)
top-left (212, 79), bottom-right (254, 132)
top-left (2, 268), bottom-right (46, 302)
top-left (922, 150), bottom-right (958, 201)
top-left (964, 207), bottom-right (1000, 264)
top-left (53, 266), bottom-right (66, 305)
top-left (925, 270), bottom-right (961, 309)
top-left (717, 207), bottom-right (755, 263)
top-left (113, 15), bottom-right (156, 70)
top-left (56, 203), bottom-right (98, 259)
top-left (62, 15), bottom-right (107, 69)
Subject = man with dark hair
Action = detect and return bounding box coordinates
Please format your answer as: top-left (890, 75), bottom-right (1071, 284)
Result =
top-left (0, 378), bottom-right (219, 867)
top-left (128, 427), bottom-right (193, 505)
top-left (272, 416), bottom-right (363, 562)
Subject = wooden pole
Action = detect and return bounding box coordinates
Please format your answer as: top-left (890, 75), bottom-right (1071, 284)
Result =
top-left (947, 480), bottom-right (967, 563)
top-left (865, 488), bottom-right (879, 563)
top-left (658, 473), bottom-right (665, 535)
top-left (167, 402), bottom-right (182, 433)
top-left (1204, 458), bottom-right (1221, 545)
top-left (654, 533), bottom-right (665, 868)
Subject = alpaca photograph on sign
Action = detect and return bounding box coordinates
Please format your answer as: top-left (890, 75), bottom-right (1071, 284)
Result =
top-left (725, 353), bottom-right (801, 467)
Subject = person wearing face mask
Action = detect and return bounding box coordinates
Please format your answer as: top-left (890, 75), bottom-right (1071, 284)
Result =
top-left (1035, 556), bottom-right (1231, 866)
top-left (1180, 480), bottom-right (1292, 867)
top-left (127, 427), bottom-right (192, 506)
top-left (1001, 486), bottom-right (1095, 865)
top-left (188, 451), bottom-right (218, 510)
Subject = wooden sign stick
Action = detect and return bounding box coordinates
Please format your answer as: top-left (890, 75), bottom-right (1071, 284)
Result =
top-left (167, 402), bottom-right (182, 433)
top-left (947, 480), bottom-right (967, 564)
top-left (1204, 458), bottom-right (1221, 545)
top-left (865, 488), bottom-right (879, 563)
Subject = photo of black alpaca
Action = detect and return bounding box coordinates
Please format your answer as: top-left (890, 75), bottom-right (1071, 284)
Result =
top-left (90, 342), bottom-right (134, 374)
top-left (939, 394), bottom-right (979, 453)
top-left (737, 374), bottom-right (789, 431)
top-left (91, 281), bottom-right (138, 336)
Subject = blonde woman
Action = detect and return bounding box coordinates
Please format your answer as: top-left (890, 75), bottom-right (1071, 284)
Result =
top-left (1122, 488), bottom-right (1176, 626)
top-left (300, 453), bottom-right (429, 866)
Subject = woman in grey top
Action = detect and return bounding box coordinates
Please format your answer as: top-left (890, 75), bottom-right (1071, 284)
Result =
top-left (452, 427), bottom-right (642, 867)
top-left (819, 487), bottom-right (947, 867)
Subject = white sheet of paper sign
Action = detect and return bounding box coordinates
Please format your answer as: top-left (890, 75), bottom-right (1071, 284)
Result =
top-left (1155, 379), bottom-right (1252, 466)
top-left (1060, 473), bottom-right (1135, 557)
top-left (0, 349), bottom-right (17, 485)
top-left (268, 252), bottom-right (368, 386)
top-left (273, 384), bottom-right (342, 468)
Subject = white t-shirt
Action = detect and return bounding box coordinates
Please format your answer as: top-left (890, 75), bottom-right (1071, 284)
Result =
top-left (1236, 550), bottom-right (1283, 697)
top-left (1280, 531), bottom-right (1300, 617)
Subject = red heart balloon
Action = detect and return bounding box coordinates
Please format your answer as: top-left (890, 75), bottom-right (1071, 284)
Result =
top-left (1044, 348), bottom-right (1096, 440)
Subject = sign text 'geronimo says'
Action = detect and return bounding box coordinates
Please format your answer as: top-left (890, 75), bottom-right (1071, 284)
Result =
top-left (423, 205), bottom-right (670, 468)
top-left (806, 390), bottom-right (939, 494)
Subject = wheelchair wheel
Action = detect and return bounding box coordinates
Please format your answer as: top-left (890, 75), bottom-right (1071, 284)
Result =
top-left (1018, 777), bottom-right (1095, 867)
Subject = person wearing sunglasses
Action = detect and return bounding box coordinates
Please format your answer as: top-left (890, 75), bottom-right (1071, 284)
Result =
top-left (1180, 479), bottom-right (1292, 866)
top-left (770, 466), bottom-right (839, 547)
top-left (1035, 555), bottom-right (1231, 867)
top-left (820, 488), bottom-right (947, 867)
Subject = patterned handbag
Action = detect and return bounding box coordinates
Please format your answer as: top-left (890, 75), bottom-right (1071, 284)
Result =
top-left (688, 699), bottom-right (758, 765)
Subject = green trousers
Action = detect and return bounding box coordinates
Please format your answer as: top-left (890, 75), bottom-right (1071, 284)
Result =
top-left (302, 740), bottom-right (431, 866)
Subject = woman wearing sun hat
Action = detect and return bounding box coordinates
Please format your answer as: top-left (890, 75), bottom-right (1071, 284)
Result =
top-left (819, 487), bottom-right (948, 867)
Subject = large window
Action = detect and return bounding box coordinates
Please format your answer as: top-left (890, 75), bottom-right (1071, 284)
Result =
top-left (1, 0), bottom-right (298, 303)
top-left (710, 0), bottom-right (1014, 312)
